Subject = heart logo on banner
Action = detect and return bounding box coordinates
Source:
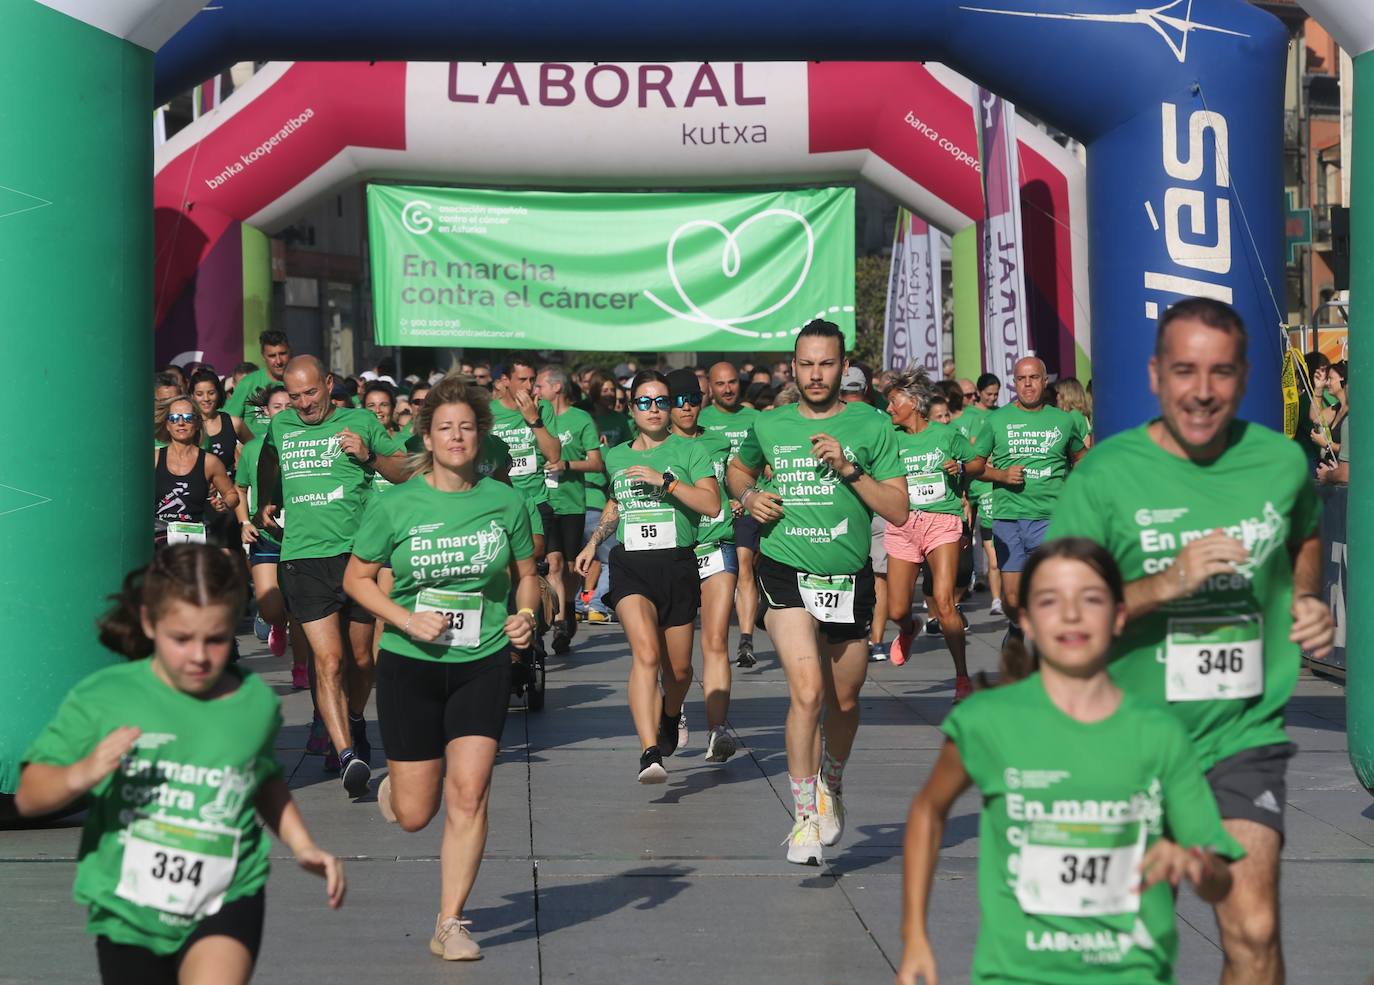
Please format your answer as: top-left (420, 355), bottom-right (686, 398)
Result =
top-left (643, 209), bottom-right (815, 338)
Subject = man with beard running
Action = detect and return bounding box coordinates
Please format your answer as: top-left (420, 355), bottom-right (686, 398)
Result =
top-left (255, 356), bottom-right (408, 798)
top-left (225, 330), bottom-right (292, 441)
top-left (727, 320), bottom-right (907, 864)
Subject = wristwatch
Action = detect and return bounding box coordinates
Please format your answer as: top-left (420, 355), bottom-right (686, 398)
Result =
top-left (364, 449), bottom-right (377, 465)
top-left (527, 417), bottom-right (546, 429)
top-left (840, 462), bottom-right (865, 485)
top-left (660, 468), bottom-right (678, 495)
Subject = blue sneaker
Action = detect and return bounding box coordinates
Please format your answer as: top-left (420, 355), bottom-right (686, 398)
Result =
top-left (253, 614), bottom-right (270, 642)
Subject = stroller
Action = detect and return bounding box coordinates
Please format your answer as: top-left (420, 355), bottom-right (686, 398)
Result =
top-left (510, 574), bottom-right (556, 711)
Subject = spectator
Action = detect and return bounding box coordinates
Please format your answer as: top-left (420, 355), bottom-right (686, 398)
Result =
top-left (1297, 350), bottom-right (1339, 466)
top-left (942, 357), bottom-right (956, 381)
top-left (1317, 360), bottom-right (1349, 485)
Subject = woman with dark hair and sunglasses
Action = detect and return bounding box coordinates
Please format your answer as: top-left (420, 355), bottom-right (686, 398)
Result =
top-left (574, 370), bottom-right (722, 783)
top-left (153, 395), bottom-right (238, 548)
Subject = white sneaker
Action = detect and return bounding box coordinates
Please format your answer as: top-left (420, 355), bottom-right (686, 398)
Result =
top-left (678, 710), bottom-right (690, 751)
top-left (783, 813), bottom-right (824, 866)
top-left (990, 598), bottom-right (1005, 617)
top-left (705, 726), bottom-right (737, 763)
top-left (816, 779), bottom-right (846, 846)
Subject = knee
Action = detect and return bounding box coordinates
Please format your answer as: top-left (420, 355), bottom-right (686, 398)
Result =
top-left (444, 779), bottom-right (490, 821)
top-left (934, 592), bottom-right (958, 620)
top-left (791, 682), bottom-right (824, 717)
top-left (394, 799), bottom-right (440, 833)
top-left (547, 555), bottom-right (565, 575)
top-left (1220, 906), bottom-right (1280, 962)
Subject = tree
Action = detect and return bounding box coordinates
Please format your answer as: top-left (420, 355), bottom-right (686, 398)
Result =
top-left (853, 254), bottom-right (890, 367)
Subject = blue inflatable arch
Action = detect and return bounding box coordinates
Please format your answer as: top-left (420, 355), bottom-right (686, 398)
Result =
top-left (0, 0), bottom-right (1288, 795)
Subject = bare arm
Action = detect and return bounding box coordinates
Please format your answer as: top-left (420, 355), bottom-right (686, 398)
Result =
top-left (15, 726), bottom-right (141, 818)
top-left (369, 450), bottom-right (412, 485)
top-left (568, 448), bottom-right (604, 474)
top-left (343, 556), bottom-right (415, 631)
top-left (206, 456), bottom-right (240, 510)
top-left (671, 476), bottom-right (722, 519)
top-left (255, 777), bottom-right (345, 909)
top-left (853, 471), bottom-right (909, 526)
top-left (1122, 530), bottom-right (1250, 621)
top-left (963, 456), bottom-right (987, 481)
top-left (1289, 533), bottom-right (1334, 658)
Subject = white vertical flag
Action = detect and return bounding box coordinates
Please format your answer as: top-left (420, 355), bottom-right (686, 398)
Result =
top-left (974, 86), bottom-right (1029, 400)
top-left (883, 209), bottom-right (943, 376)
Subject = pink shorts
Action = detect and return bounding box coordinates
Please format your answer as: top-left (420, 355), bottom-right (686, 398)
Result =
top-left (883, 510), bottom-right (963, 564)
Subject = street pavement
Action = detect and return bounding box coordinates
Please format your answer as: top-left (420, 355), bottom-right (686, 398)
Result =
top-left (4, 589), bottom-right (1372, 984)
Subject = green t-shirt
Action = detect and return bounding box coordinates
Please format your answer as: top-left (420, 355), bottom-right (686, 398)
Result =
top-left (489, 398), bottom-right (556, 506)
top-left (676, 430), bottom-right (735, 547)
top-left (1068, 409), bottom-right (1093, 442)
top-left (587, 410), bottom-right (634, 511)
top-left (699, 402), bottom-right (759, 459)
top-left (352, 475), bottom-right (534, 663)
top-left (604, 437), bottom-right (714, 551)
top-left (945, 676), bottom-right (1243, 985)
top-left (973, 402), bottom-right (1086, 521)
top-left (1047, 421), bottom-right (1321, 768)
top-left (894, 421), bottom-right (977, 516)
top-left (736, 402), bottom-right (904, 575)
top-left (264, 407), bottom-right (400, 562)
top-left (546, 406), bottom-right (600, 516)
top-left (223, 368), bottom-right (282, 438)
top-left (236, 436), bottom-right (279, 548)
top-left (23, 661), bottom-right (282, 955)
top-left (958, 406), bottom-right (994, 515)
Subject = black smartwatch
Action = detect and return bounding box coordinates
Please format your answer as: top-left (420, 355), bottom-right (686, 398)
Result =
top-left (527, 417), bottom-right (546, 429)
top-left (840, 462), bottom-right (865, 485)
top-left (660, 468), bottom-right (678, 493)
top-left (364, 449), bottom-right (377, 466)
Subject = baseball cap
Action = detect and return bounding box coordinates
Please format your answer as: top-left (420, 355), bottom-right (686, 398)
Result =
top-left (665, 368), bottom-right (700, 400)
top-left (840, 366), bottom-right (867, 393)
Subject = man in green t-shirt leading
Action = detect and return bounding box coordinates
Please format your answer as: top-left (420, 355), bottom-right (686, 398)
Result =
top-left (700, 361), bottom-right (762, 668)
top-left (535, 363), bottom-right (603, 655)
top-left (972, 356), bottom-right (1087, 628)
top-left (255, 356), bottom-right (409, 800)
top-left (225, 329), bottom-right (292, 441)
top-left (728, 320), bottom-right (908, 866)
top-left (1048, 297), bottom-right (1335, 985)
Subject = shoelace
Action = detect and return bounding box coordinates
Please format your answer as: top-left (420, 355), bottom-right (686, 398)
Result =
top-left (782, 815), bottom-right (821, 846)
top-left (438, 917), bottom-right (474, 939)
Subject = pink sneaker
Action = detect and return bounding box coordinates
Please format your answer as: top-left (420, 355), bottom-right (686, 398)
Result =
top-left (291, 663), bottom-right (309, 690)
top-left (954, 676), bottom-right (974, 702)
top-left (889, 629), bottom-right (913, 667)
top-left (269, 623), bottom-right (288, 658)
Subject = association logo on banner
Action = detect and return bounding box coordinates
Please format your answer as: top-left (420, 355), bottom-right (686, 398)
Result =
top-left (367, 185), bottom-right (855, 351)
top-left (882, 209), bottom-right (944, 376)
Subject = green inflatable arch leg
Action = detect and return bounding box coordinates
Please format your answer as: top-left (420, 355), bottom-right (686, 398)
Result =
top-left (0, 2), bottom-right (151, 798)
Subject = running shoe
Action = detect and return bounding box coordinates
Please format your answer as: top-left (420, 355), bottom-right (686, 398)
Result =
top-left (736, 638), bottom-right (757, 668)
top-left (306, 712), bottom-right (330, 755)
top-left (377, 774), bottom-right (398, 824)
top-left (586, 607), bottom-right (612, 624)
top-left (677, 710), bottom-right (690, 752)
top-left (657, 710), bottom-right (682, 757)
top-left (253, 613), bottom-right (271, 642)
top-left (268, 622), bottom-right (288, 657)
top-left (925, 617), bottom-right (942, 637)
top-left (889, 628), bottom-right (914, 667)
top-left (431, 916), bottom-right (482, 961)
top-left (291, 664), bottom-right (309, 691)
top-left (783, 813), bottom-right (824, 866)
top-left (638, 747), bottom-right (667, 784)
top-left (350, 718), bottom-right (371, 765)
top-left (816, 779), bottom-right (846, 847)
top-left (551, 624), bottom-right (571, 655)
top-left (868, 642), bottom-right (888, 663)
top-left (341, 751), bottom-right (371, 797)
top-left (954, 676), bottom-right (974, 703)
top-left (705, 726), bottom-right (737, 763)
top-left (989, 598), bottom-right (1004, 617)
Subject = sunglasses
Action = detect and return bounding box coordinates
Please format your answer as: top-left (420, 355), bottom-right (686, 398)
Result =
top-left (167, 412), bottom-right (196, 424)
top-left (961, 391), bottom-right (977, 399)
top-left (633, 395), bottom-right (671, 411)
top-left (672, 392), bottom-right (703, 408)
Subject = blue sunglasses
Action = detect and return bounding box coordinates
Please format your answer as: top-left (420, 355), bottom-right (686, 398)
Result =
top-left (167, 412), bottom-right (196, 424)
top-left (633, 395), bottom-right (671, 411)
top-left (672, 392), bottom-right (704, 408)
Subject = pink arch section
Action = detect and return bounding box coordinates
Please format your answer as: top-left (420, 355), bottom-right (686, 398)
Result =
top-left (154, 60), bottom-right (1086, 370)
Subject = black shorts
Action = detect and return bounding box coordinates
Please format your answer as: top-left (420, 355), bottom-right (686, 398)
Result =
top-left (538, 503), bottom-right (586, 558)
top-left (376, 649), bottom-right (513, 760)
top-left (95, 890), bottom-right (265, 985)
top-left (1206, 742), bottom-right (1296, 838)
top-left (605, 545), bottom-right (700, 628)
top-left (755, 553), bottom-right (876, 644)
top-left (734, 514), bottom-right (762, 552)
top-left (279, 554), bottom-right (371, 624)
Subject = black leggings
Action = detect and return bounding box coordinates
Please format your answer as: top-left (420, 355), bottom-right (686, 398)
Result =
top-left (95, 891), bottom-right (265, 985)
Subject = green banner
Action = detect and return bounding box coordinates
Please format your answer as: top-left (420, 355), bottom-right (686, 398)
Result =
top-left (366, 185), bottom-right (855, 351)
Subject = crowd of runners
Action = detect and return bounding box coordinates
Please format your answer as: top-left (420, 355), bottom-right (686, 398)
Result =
top-left (14, 297), bottom-right (1337, 985)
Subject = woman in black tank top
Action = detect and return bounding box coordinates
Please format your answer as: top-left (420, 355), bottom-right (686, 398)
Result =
top-left (154, 395), bottom-right (239, 545)
top-left (191, 369), bottom-right (239, 477)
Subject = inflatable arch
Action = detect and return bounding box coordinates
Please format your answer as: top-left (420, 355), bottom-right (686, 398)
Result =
top-left (0, 0), bottom-right (1291, 794)
top-left (153, 60), bottom-right (1089, 379)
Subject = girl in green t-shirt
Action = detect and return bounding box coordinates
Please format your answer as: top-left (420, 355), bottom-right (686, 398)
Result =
top-left (897, 538), bottom-right (1242, 985)
top-left (573, 371), bottom-right (722, 785)
top-left (343, 376), bottom-right (540, 963)
top-left (16, 544), bottom-right (344, 985)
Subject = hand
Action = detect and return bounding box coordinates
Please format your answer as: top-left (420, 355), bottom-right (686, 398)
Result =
top-left (294, 844), bottom-right (346, 909)
top-left (942, 458), bottom-right (960, 477)
top-left (573, 546), bottom-right (597, 577)
top-left (405, 610), bottom-right (450, 642)
top-left (1316, 462), bottom-right (1339, 485)
top-left (546, 459), bottom-right (566, 478)
top-left (810, 433), bottom-right (850, 476)
top-left (513, 388), bottom-right (538, 420)
top-left (1169, 530), bottom-right (1249, 598)
top-left (1290, 593), bottom-right (1334, 658)
top-left (895, 938), bottom-right (939, 985)
top-left (1138, 838), bottom-right (1206, 892)
top-left (338, 427), bottom-right (369, 461)
top-left (729, 498), bottom-right (744, 519)
top-left (1311, 427), bottom-right (1331, 449)
top-left (624, 465), bottom-right (666, 489)
top-left (505, 612), bottom-right (536, 649)
top-left (240, 520), bottom-right (260, 544)
top-left (744, 489), bottom-right (785, 523)
top-left (70, 726), bottom-right (141, 794)
top-left (257, 504), bottom-right (283, 535)
top-left (1004, 464), bottom-right (1026, 486)
top-left (208, 491), bottom-right (231, 513)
